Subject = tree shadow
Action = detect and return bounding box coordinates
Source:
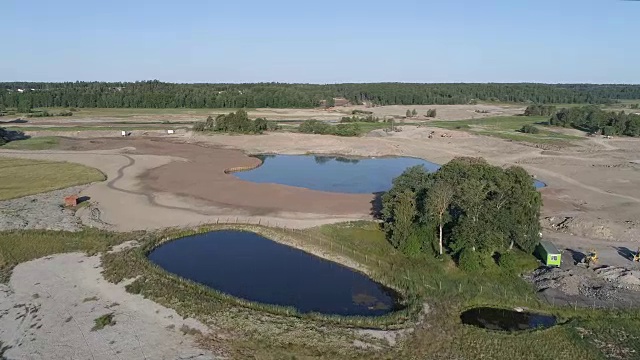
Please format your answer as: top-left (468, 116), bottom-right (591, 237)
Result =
top-left (0, 118), bottom-right (28, 124)
top-left (564, 248), bottom-right (585, 265)
top-left (0, 129), bottom-right (30, 141)
top-left (77, 196), bottom-right (91, 204)
top-left (370, 192), bottom-right (384, 218)
top-left (615, 246), bottom-right (635, 261)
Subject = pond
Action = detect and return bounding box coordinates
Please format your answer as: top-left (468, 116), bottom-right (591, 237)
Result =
top-left (148, 230), bottom-right (403, 316)
top-left (233, 154), bottom-right (545, 194)
top-left (460, 307), bottom-right (557, 331)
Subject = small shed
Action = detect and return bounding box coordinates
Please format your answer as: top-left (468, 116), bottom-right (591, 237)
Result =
top-left (536, 241), bottom-right (561, 267)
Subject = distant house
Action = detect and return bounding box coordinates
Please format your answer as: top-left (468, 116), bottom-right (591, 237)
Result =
top-left (319, 97), bottom-right (351, 108)
top-left (333, 97), bottom-right (350, 107)
top-left (17, 89), bottom-right (24, 93)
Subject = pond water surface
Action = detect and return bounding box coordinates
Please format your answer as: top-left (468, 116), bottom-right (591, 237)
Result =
top-left (148, 230), bottom-right (402, 316)
top-left (234, 155), bottom-right (545, 193)
top-left (460, 307), bottom-right (557, 331)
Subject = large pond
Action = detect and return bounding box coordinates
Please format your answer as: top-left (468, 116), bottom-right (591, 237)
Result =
top-left (234, 155), bottom-right (545, 193)
top-left (460, 307), bottom-right (557, 332)
top-left (148, 230), bottom-right (402, 316)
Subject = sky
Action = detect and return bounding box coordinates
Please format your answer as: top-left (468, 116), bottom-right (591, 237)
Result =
top-left (2, 0), bottom-right (639, 84)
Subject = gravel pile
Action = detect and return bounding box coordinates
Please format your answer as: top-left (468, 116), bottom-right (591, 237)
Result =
top-left (0, 186), bottom-right (88, 231)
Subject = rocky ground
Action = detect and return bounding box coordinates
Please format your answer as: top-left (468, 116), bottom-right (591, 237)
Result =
top-left (524, 263), bottom-right (640, 309)
top-left (0, 186), bottom-right (88, 231)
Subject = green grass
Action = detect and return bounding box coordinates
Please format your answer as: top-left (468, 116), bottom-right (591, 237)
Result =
top-left (91, 313), bottom-right (115, 331)
top-left (0, 228), bottom-right (140, 282)
top-left (98, 222), bottom-right (640, 359)
top-left (1, 136), bottom-right (59, 150)
top-left (430, 116), bottom-right (585, 145)
top-left (0, 157), bottom-right (106, 200)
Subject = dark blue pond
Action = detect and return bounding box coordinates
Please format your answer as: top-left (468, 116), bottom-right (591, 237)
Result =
top-left (460, 307), bottom-right (556, 331)
top-left (234, 155), bottom-right (545, 194)
top-left (148, 230), bottom-right (402, 316)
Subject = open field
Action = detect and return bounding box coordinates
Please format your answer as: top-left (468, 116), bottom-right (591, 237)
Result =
top-left (429, 116), bottom-right (586, 145)
top-left (0, 157), bottom-right (105, 200)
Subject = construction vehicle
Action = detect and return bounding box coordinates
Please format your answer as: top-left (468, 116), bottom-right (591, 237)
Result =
top-left (581, 249), bottom-right (598, 266)
top-left (633, 248), bottom-right (640, 262)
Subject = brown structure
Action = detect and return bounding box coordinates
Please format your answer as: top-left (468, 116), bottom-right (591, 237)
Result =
top-left (64, 195), bottom-right (79, 207)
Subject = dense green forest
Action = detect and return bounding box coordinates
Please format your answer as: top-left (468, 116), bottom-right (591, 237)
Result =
top-left (381, 157), bottom-right (541, 270)
top-left (549, 105), bottom-right (640, 136)
top-left (2, 81), bottom-right (640, 109)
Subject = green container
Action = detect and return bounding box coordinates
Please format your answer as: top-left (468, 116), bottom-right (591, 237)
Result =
top-left (536, 241), bottom-right (561, 267)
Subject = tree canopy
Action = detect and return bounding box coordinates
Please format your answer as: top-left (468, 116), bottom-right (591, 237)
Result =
top-left (192, 110), bottom-right (276, 134)
top-left (549, 105), bottom-right (640, 137)
top-left (382, 157), bottom-right (541, 266)
top-left (2, 81), bottom-right (640, 109)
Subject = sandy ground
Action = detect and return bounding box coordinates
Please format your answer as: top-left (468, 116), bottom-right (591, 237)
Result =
top-left (0, 252), bottom-right (217, 360)
top-left (0, 141), bottom-right (369, 232)
top-left (2, 104), bottom-right (523, 128)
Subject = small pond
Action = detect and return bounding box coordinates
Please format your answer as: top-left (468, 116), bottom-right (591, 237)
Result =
top-left (148, 230), bottom-right (403, 316)
top-left (233, 155), bottom-right (545, 193)
top-left (460, 307), bottom-right (557, 331)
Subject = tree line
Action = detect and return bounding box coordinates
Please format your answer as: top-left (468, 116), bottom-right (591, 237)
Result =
top-left (381, 157), bottom-right (541, 271)
top-left (549, 105), bottom-right (640, 137)
top-left (2, 81), bottom-right (640, 109)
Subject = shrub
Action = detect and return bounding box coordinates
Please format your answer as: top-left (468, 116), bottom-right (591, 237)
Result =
top-left (333, 123), bottom-right (360, 137)
top-left (299, 120), bottom-right (331, 134)
top-left (520, 124), bottom-right (540, 134)
top-left (458, 248), bottom-right (482, 272)
top-left (426, 109), bottom-right (437, 117)
top-left (497, 251), bottom-right (517, 272)
top-left (603, 126), bottom-right (616, 136)
top-left (192, 121), bottom-right (206, 132)
top-left (91, 313), bottom-right (115, 331)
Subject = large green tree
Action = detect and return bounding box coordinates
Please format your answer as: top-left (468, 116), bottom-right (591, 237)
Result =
top-left (382, 157), bottom-right (542, 259)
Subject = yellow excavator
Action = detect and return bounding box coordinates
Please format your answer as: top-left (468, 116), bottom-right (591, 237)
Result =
top-left (582, 249), bottom-right (598, 266)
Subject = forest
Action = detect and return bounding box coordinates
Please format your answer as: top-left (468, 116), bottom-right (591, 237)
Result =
top-left (381, 157), bottom-right (541, 271)
top-left (549, 105), bottom-right (640, 137)
top-left (2, 81), bottom-right (640, 109)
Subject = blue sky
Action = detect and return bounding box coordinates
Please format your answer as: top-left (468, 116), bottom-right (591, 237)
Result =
top-left (2, 0), bottom-right (638, 83)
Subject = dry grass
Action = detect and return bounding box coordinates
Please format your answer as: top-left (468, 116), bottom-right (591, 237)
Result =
top-left (0, 157), bottom-right (105, 200)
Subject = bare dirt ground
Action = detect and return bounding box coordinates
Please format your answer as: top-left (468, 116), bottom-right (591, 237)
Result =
top-left (0, 251), bottom-right (218, 360)
top-left (2, 104), bottom-right (523, 129)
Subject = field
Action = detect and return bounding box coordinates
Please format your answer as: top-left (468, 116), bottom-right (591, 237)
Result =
top-left (430, 116), bottom-right (585, 145)
top-left (1, 223), bottom-right (638, 359)
top-left (0, 157), bottom-right (105, 200)
top-left (0, 136), bottom-right (59, 150)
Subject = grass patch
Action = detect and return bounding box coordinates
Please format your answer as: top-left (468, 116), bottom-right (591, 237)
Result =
top-left (0, 136), bottom-right (60, 150)
top-left (0, 228), bottom-right (140, 282)
top-left (91, 313), bottom-right (115, 331)
top-left (98, 222), bottom-right (640, 359)
top-left (430, 116), bottom-right (584, 145)
top-left (0, 157), bottom-right (106, 200)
